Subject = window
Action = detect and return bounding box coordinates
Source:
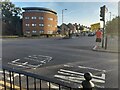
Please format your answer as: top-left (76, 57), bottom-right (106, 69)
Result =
top-left (39, 16), bottom-right (44, 20)
top-left (25, 24), bottom-right (30, 26)
top-left (48, 18), bottom-right (53, 21)
top-left (39, 24), bottom-right (44, 27)
top-left (26, 30), bottom-right (30, 34)
top-left (32, 24), bottom-right (36, 27)
top-left (32, 30), bottom-right (36, 33)
top-left (48, 24), bottom-right (52, 27)
top-left (25, 17), bottom-right (29, 19)
top-left (39, 30), bottom-right (44, 34)
top-left (47, 30), bottom-right (53, 34)
top-left (31, 17), bottom-right (37, 19)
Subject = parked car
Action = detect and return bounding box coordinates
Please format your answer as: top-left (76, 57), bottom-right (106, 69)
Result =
top-left (88, 32), bottom-right (95, 36)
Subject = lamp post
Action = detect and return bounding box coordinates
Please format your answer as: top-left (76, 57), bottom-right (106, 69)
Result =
top-left (62, 9), bottom-right (67, 35)
top-left (62, 9), bottom-right (67, 24)
top-left (109, 12), bottom-right (111, 21)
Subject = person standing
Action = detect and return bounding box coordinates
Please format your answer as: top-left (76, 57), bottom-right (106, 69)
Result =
top-left (93, 28), bottom-right (102, 50)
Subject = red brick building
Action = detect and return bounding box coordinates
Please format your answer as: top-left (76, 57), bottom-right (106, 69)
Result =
top-left (22, 7), bottom-right (58, 36)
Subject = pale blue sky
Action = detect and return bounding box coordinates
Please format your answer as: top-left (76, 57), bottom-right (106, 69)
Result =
top-left (10, 1), bottom-right (118, 27)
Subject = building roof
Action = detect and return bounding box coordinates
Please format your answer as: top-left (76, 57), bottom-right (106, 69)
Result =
top-left (22, 7), bottom-right (57, 14)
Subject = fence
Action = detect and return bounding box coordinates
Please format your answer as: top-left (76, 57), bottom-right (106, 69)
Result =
top-left (1, 66), bottom-right (76, 90)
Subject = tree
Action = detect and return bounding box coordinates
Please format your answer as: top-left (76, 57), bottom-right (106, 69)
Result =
top-left (79, 25), bottom-right (84, 30)
top-left (105, 16), bottom-right (119, 36)
top-left (1, 0), bottom-right (22, 36)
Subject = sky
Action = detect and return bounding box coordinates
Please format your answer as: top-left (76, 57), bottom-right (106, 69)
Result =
top-left (10, 0), bottom-right (118, 27)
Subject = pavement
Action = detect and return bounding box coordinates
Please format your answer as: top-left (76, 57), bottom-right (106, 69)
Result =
top-left (94, 47), bottom-right (119, 53)
top-left (93, 36), bottom-right (119, 53)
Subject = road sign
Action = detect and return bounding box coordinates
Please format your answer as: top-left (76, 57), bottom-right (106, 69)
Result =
top-left (90, 23), bottom-right (100, 32)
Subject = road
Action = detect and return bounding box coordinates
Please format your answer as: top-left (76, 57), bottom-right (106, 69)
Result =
top-left (1, 36), bottom-right (118, 88)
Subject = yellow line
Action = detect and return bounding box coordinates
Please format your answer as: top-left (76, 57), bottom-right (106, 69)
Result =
top-left (0, 81), bottom-right (26, 90)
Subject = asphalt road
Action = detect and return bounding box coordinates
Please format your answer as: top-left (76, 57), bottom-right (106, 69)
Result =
top-left (2, 36), bottom-right (118, 88)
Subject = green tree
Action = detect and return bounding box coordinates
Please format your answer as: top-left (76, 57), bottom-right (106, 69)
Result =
top-left (79, 25), bottom-right (84, 30)
top-left (105, 16), bottom-right (119, 36)
top-left (1, 0), bottom-right (22, 36)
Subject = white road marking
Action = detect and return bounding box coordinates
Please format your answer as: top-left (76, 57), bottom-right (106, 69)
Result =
top-left (28, 56), bottom-right (32, 57)
top-left (8, 55), bottom-right (52, 69)
top-left (64, 64), bottom-right (73, 67)
top-left (8, 62), bottom-right (30, 68)
top-left (40, 60), bottom-right (46, 64)
top-left (8, 62), bottom-right (38, 68)
top-left (22, 62), bottom-right (28, 65)
top-left (54, 65), bottom-right (106, 88)
top-left (12, 59), bottom-right (20, 63)
top-left (33, 57), bottom-right (37, 59)
top-left (55, 75), bottom-right (82, 83)
top-left (54, 74), bottom-right (105, 83)
top-left (60, 69), bottom-right (105, 80)
top-left (64, 64), bottom-right (106, 72)
top-left (78, 65), bottom-right (106, 72)
top-left (58, 71), bottom-right (83, 78)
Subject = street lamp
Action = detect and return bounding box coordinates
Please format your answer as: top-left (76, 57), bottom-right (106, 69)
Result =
top-left (109, 12), bottom-right (111, 21)
top-left (62, 9), bottom-right (67, 35)
top-left (62, 9), bottom-right (67, 24)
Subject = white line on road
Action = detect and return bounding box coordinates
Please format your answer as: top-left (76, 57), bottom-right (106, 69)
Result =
top-left (22, 62), bottom-right (28, 65)
top-left (54, 74), bottom-right (105, 83)
top-left (8, 55), bottom-right (52, 69)
top-left (60, 69), bottom-right (105, 80)
top-left (12, 59), bottom-right (20, 63)
top-left (78, 65), bottom-right (106, 72)
top-left (64, 64), bottom-right (106, 72)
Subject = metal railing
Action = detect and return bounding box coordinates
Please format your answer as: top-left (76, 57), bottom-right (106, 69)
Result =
top-left (1, 66), bottom-right (77, 90)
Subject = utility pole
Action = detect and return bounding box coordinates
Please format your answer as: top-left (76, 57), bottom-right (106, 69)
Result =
top-left (62, 10), bottom-right (63, 24)
top-left (109, 12), bottom-right (111, 21)
top-left (62, 9), bottom-right (67, 35)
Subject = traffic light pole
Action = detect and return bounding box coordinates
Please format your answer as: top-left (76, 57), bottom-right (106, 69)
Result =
top-left (100, 5), bottom-right (106, 48)
top-left (102, 20), bottom-right (105, 48)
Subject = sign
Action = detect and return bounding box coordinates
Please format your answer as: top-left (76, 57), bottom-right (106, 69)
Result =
top-left (91, 23), bottom-right (100, 32)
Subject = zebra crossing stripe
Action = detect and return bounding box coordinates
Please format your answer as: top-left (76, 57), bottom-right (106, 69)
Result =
top-left (59, 69), bottom-right (105, 80)
top-left (54, 74), bottom-right (105, 83)
top-left (78, 66), bottom-right (106, 72)
top-left (55, 75), bottom-right (83, 83)
top-left (58, 71), bottom-right (105, 83)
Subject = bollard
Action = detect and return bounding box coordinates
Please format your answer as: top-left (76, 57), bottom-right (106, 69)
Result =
top-left (82, 72), bottom-right (94, 90)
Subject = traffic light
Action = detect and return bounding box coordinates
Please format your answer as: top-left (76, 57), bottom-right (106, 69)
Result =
top-left (100, 5), bottom-right (105, 21)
